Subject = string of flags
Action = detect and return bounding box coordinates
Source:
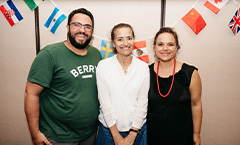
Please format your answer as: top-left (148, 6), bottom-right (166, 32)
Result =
top-left (24, 0), bottom-right (44, 11)
top-left (132, 40), bottom-right (149, 63)
top-left (0, 0), bottom-right (66, 34)
top-left (0, 0), bottom-right (23, 26)
top-left (229, 7), bottom-right (240, 35)
top-left (100, 40), bottom-right (116, 60)
top-left (0, 0), bottom-right (240, 62)
top-left (99, 39), bottom-right (150, 63)
top-left (182, 8), bottom-right (206, 35)
top-left (204, 0), bottom-right (229, 14)
top-left (204, 0), bottom-right (240, 36)
top-left (44, 7), bottom-right (67, 34)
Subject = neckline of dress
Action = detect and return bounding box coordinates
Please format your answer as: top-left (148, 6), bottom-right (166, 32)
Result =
top-left (114, 55), bottom-right (135, 76)
top-left (153, 63), bottom-right (185, 79)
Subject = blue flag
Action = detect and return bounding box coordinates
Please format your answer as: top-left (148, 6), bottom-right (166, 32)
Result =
top-left (100, 40), bottom-right (116, 59)
top-left (44, 7), bottom-right (66, 34)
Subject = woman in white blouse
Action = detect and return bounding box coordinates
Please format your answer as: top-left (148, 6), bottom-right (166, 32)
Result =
top-left (96, 23), bottom-right (150, 145)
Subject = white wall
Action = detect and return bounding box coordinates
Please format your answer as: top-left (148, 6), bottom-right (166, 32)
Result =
top-left (0, 0), bottom-right (240, 144)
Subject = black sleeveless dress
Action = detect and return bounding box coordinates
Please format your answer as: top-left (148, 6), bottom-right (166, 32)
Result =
top-left (147, 63), bottom-right (197, 145)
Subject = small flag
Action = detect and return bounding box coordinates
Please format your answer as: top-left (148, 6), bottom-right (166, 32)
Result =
top-left (100, 40), bottom-right (116, 59)
top-left (229, 8), bottom-right (240, 35)
top-left (204, 0), bottom-right (229, 14)
top-left (132, 40), bottom-right (149, 63)
top-left (44, 7), bottom-right (67, 34)
top-left (24, 0), bottom-right (44, 11)
top-left (182, 8), bottom-right (206, 35)
top-left (0, 0), bottom-right (23, 26)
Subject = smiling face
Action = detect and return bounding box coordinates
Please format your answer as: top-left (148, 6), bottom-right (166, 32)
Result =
top-left (154, 32), bottom-right (178, 62)
top-left (112, 27), bottom-right (134, 57)
top-left (67, 13), bottom-right (93, 49)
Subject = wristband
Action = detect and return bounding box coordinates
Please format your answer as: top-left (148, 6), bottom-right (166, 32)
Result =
top-left (129, 128), bottom-right (139, 134)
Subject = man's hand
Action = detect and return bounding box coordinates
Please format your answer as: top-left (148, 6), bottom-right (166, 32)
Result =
top-left (32, 131), bottom-right (51, 145)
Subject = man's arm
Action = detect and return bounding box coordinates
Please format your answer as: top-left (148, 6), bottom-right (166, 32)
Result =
top-left (24, 81), bottom-right (51, 145)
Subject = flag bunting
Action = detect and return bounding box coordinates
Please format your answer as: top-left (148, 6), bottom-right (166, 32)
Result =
top-left (229, 8), bottom-right (240, 35)
top-left (204, 0), bottom-right (229, 14)
top-left (181, 8), bottom-right (206, 35)
top-left (0, 0), bottom-right (23, 26)
top-left (24, 0), bottom-right (44, 11)
top-left (44, 7), bottom-right (66, 34)
top-left (100, 40), bottom-right (116, 59)
top-left (132, 40), bottom-right (149, 63)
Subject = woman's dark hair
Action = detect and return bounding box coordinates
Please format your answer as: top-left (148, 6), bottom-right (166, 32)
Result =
top-left (153, 27), bottom-right (180, 49)
top-left (67, 8), bottom-right (94, 28)
top-left (111, 23), bottom-right (135, 42)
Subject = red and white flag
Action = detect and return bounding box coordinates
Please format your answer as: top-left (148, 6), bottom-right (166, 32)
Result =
top-left (182, 8), bottom-right (206, 35)
top-left (204, 0), bottom-right (229, 14)
top-left (0, 0), bottom-right (23, 26)
top-left (132, 40), bottom-right (149, 63)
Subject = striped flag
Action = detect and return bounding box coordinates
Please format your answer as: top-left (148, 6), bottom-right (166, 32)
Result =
top-left (24, 0), bottom-right (44, 11)
top-left (132, 40), bottom-right (149, 63)
top-left (204, 0), bottom-right (229, 14)
top-left (0, 0), bottom-right (23, 27)
top-left (229, 8), bottom-right (240, 35)
top-left (44, 7), bottom-right (67, 34)
top-left (100, 40), bottom-right (116, 59)
top-left (182, 8), bottom-right (206, 35)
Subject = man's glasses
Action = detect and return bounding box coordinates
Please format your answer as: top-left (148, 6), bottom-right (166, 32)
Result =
top-left (70, 22), bottom-right (93, 32)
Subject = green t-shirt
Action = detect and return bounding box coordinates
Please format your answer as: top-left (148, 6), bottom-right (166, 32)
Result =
top-left (27, 42), bottom-right (102, 142)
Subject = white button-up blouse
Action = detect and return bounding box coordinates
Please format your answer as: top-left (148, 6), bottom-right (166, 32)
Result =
top-left (96, 55), bottom-right (150, 131)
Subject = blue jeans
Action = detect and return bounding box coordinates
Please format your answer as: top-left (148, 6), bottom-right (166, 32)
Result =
top-left (96, 123), bottom-right (147, 145)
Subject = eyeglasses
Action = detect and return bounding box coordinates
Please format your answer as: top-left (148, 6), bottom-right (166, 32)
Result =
top-left (70, 22), bottom-right (93, 31)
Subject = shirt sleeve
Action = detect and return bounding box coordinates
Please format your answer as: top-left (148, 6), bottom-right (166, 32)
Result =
top-left (27, 49), bottom-right (54, 88)
top-left (96, 63), bottom-right (117, 128)
top-left (132, 65), bottom-right (150, 129)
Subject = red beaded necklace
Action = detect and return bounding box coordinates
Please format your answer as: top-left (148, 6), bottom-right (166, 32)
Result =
top-left (156, 58), bottom-right (176, 97)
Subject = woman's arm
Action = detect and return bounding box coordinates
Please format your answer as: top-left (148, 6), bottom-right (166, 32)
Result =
top-left (125, 66), bottom-right (150, 144)
top-left (97, 65), bottom-right (125, 144)
top-left (96, 65), bottom-right (117, 127)
top-left (109, 124), bottom-right (126, 145)
top-left (132, 66), bottom-right (150, 128)
top-left (190, 70), bottom-right (203, 145)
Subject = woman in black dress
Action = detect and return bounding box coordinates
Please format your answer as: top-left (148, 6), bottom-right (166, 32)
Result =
top-left (147, 27), bottom-right (202, 145)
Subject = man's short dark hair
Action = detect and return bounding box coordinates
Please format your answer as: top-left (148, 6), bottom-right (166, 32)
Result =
top-left (67, 8), bottom-right (94, 29)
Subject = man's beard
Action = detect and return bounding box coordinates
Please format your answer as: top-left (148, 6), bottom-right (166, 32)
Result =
top-left (68, 30), bottom-right (92, 49)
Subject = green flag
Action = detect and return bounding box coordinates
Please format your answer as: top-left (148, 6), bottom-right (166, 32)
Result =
top-left (24, 0), bottom-right (44, 11)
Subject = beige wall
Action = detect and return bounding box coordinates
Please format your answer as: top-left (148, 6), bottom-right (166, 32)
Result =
top-left (0, 0), bottom-right (240, 144)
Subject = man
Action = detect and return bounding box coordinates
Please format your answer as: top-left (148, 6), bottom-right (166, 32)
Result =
top-left (24, 8), bottom-right (102, 145)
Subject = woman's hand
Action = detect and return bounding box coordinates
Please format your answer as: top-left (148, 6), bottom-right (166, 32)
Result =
top-left (193, 133), bottom-right (201, 145)
top-left (113, 135), bottom-right (126, 145)
top-left (110, 124), bottom-right (127, 145)
top-left (124, 131), bottom-right (137, 145)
